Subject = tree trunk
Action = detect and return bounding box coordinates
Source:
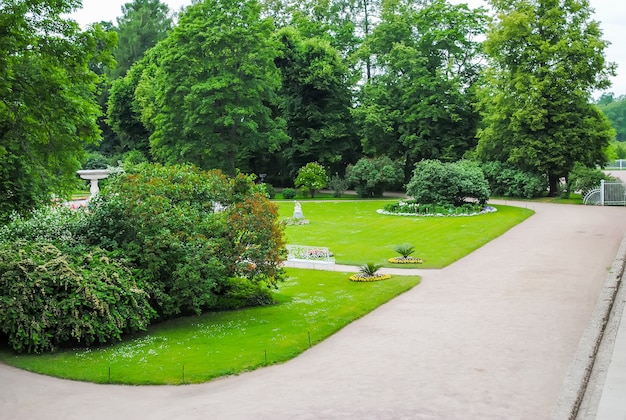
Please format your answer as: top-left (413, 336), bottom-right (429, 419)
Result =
top-left (548, 174), bottom-right (559, 197)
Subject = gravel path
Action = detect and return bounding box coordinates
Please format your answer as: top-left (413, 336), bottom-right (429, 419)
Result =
top-left (1, 201), bottom-right (626, 419)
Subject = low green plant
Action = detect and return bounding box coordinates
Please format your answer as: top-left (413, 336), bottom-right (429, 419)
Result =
top-left (327, 173), bottom-right (349, 198)
top-left (394, 244), bottom-right (415, 258)
top-left (0, 241), bottom-right (155, 353)
top-left (282, 188), bottom-right (297, 199)
top-left (359, 262), bottom-right (383, 277)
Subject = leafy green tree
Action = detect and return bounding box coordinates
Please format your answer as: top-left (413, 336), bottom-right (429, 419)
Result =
top-left (110, 0), bottom-right (172, 79)
top-left (275, 28), bottom-right (359, 176)
top-left (345, 156), bottom-right (403, 197)
top-left (476, 0), bottom-right (616, 196)
top-left (0, 0), bottom-right (115, 223)
top-left (354, 0), bottom-right (488, 170)
top-left (147, 0), bottom-right (288, 175)
top-left (107, 49), bottom-right (157, 157)
top-left (294, 162), bottom-right (329, 198)
top-left (597, 95), bottom-right (626, 142)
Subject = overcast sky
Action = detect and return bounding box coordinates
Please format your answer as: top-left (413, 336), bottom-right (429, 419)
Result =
top-left (72, 0), bottom-right (626, 97)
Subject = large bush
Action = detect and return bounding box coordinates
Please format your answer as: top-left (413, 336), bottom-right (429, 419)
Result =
top-left (567, 163), bottom-right (616, 197)
top-left (81, 164), bottom-right (285, 318)
top-left (480, 161), bottom-right (547, 199)
top-left (406, 160), bottom-right (490, 206)
top-left (0, 241), bottom-right (154, 353)
top-left (345, 156), bottom-right (404, 198)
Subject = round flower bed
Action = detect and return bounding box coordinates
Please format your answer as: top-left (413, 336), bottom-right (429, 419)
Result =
top-left (388, 256), bottom-right (423, 264)
top-left (349, 273), bottom-right (392, 282)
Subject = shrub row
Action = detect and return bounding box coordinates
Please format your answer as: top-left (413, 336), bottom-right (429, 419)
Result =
top-left (0, 164), bottom-right (286, 353)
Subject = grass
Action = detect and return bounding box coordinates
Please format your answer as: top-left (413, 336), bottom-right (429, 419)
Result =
top-left (278, 201), bottom-right (534, 268)
top-left (0, 268), bottom-right (420, 384)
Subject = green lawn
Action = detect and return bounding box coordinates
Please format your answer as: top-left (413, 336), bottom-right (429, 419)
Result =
top-left (278, 201), bottom-right (534, 267)
top-left (0, 268), bottom-right (420, 384)
top-left (0, 200), bottom-right (534, 384)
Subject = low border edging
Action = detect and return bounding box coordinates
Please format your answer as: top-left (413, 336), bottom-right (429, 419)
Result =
top-left (551, 233), bottom-right (626, 420)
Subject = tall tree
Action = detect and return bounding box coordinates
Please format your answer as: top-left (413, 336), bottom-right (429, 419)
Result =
top-left (275, 27), bottom-right (359, 176)
top-left (597, 95), bottom-right (626, 142)
top-left (0, 0), bottom-right (115, 223)
top-left (354, 0), bottom-right (487, 170)
top-left (147, 0), bottom-right (288, 175)
top-left (476, 0), bottom-right (616, 195)
top-left (110, 0), bottom-right (172, 79)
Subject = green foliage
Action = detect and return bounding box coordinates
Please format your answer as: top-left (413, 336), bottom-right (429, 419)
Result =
top-left (480, 161), bottom-right (547, 199)
top-left (597, 95), bottom-right (626, 142)
top-left (354, 0), bottom-right (488, 164)
top-left (82, 164), bottom-right (285, 318)
top-left (282, 188), bottom-right (297, 199)
top-left (294, 162), bottom-right (329, 198)
top-left (0, 206), bottom-right (85, 249)
top-left (346, 156), bottom-right (404, 198)
top-left (476, 0), bottom-right (616, 196)
top-left (82, 152), bottom-right (112, 169)
top-left (110, 0), bottom-right (172, 79)
top-left (406, 160), bottom-right (490, 206)
top-left (327, 173), bottom-right (350, 197)
top-left (567, 163), bottom-right (616, 197)
top-left (261, 183), bottom-right (276, 199)
top-left (0, 241), bottom-right (155, 353)
top-left (394, 244), bottom-right (415, 258)
top-left (359, 262), bottom-right (382, 277)
top-left (0, 2), bottom-right (116, 223)
top-left (213, 277), bottom-right (275, 310)
top-left (274, 28), bottom-right (358, 176)
top-left (146, 0), bottom-right (288, 175)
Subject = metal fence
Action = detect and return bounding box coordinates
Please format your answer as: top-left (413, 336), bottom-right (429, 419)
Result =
top-left (583, 180), bottom-right (626, 205)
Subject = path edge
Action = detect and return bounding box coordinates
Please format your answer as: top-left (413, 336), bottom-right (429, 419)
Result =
top-left (551, 233), bottom-right (626, 419)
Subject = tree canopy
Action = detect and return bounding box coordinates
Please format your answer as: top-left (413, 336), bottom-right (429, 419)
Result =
top-left (476, 0), bottom-right (615, 195)
top-left (146, 0), bottom-right (288, 175)
top-left (0, 0), bottom-right (115, 223)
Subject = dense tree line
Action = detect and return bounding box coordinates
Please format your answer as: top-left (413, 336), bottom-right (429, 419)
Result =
top-left (1, 0), bottom-right (618, 223)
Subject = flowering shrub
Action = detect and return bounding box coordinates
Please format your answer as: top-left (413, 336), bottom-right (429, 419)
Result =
top-left (381, 200), bottom-right (486, 217)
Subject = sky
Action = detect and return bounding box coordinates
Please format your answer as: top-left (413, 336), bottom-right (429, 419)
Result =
top-left (72, 0), bottom-right (626, 97)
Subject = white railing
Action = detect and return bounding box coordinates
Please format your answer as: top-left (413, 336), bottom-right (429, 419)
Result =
top-left (286, 245), bottom-right (335, 264)
top-left (583, 180), bottom-right (626, 205)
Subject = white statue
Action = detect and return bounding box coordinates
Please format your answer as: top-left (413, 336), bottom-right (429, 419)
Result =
top-left (293, 201), bottom-right (304, 219)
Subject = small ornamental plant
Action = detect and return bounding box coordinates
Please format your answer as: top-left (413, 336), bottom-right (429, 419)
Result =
top-left (388, 243), bottom-right (423, 264)
top-left (350, 262), bottom-right (392, 282)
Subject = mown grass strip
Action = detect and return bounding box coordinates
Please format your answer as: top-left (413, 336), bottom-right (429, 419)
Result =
top-left (0, 268), bottom-right (420, 384)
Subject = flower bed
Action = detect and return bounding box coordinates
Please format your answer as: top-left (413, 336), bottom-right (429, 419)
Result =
top-left (349, 273), bottom-right (392, 282)
top-left (379, 200), bottom-right (497, 217)
top-left (388, 256), bottom-right (423, 264)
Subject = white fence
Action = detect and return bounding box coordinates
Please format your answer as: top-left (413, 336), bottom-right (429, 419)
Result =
top-left (583, 180), bottom-right (626, 205)
top-left (286, 245), bottom-right (335, 264)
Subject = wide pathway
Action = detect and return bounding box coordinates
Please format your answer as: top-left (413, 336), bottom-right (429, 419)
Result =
top-left (2, 201), bottom-right (626, 419)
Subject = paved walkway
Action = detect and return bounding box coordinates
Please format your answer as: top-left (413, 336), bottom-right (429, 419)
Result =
top-left (1, 201), bottom-right (626, 419)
